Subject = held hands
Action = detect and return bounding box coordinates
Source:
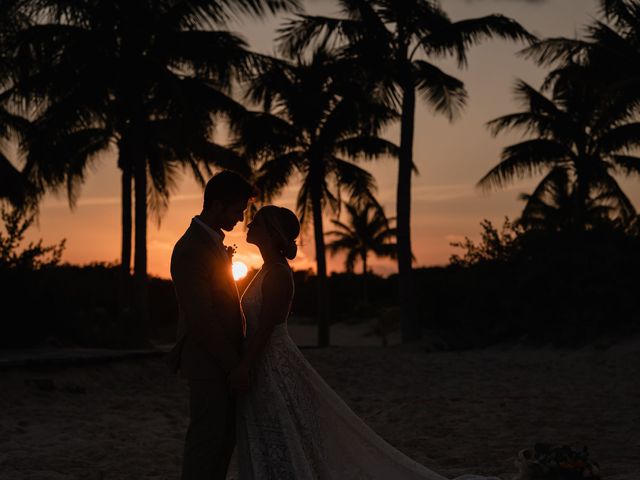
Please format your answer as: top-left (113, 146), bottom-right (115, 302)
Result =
top-left (228, 363), bottom-right (251, 394)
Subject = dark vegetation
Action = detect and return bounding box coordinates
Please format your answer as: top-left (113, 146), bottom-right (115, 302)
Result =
top-left (5, 208), bottom-right (637, 349)
top-left (427, 223), bottom-right (640, 348)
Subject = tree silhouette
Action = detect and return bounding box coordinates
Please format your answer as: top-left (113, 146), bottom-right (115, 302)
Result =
top-left (0, 0), bottom-right (33, 208)
top-left (5, 0), bottom-right (299, 335)
top-left (479, 74), bottom-right (638, 230)
top-left (240, 49), bottom-right (398, 346)
top-left (523, 0), bottom-right (640, 104)
top-left (0, 111), bottom-right (29, 207)
top-left (0, 206), bottom-right (65, 270)
top-left (518, 168), bottom-right (622, 231)
top-left (278, 0), bottom-right (534, 342)
top-left (326, 202), bottom-right (396, 303)
top-left (515, 0), bottom-right (640, 228)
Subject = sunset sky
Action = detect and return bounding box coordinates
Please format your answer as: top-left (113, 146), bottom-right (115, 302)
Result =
top-left (21, 0), bottom-right (640, 278)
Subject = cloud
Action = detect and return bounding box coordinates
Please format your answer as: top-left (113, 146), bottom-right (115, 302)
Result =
top-left (42, 192), bottom-right (203, 210)
top-left (411, 179), bottom-right (542, 204)
top-left (148, 239), bottom-right (173, 251)
top-left (413, 184), bottom-right (477, 203)
top-left (43, 196), bottom-right (121, 209)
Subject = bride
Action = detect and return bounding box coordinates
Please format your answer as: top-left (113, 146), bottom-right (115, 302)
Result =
top-left (228, 205), bottom-right (497, 480)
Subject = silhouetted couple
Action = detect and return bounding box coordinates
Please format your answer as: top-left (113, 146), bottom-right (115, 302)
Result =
top-left (168, 171), bottom-right (498, 480)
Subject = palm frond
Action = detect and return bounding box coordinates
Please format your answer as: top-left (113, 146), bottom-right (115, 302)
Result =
top-left (146, 148), bottom-right (180, 226)
top-left (478, 139), bottom-right (572, 191)
top-left (327, 217), bottom-right (354, 235)
top-left (413, 59), bottom-right (466, 120)
top-left (26, 126), bottom-right (111, 193)
top-left (598, 122), bottom-right (640, 152)
top-left (166, 0), bottom-right (300, 29)
top-left (486, 112), bottom-right (554, 138)
top-left (518, 167), bottom-right (572, 227)
top-left (0, 107), bottom-right (32, 145)
top-left (519, 38), bottom-right (590, 66)
top-left (334, 136), bottom-right (399, 160)
top-left (277, 14), bottom-right (360, 58)
top-left (340, 0), bottom-right (390, 37)
top-left (157, 30), bottom-right (251, 85)
top-left (296, 175), bottom-right (313, 226)
top-left (244, 56), bottom-right (294, 109)
top-left (232, 105), bottom-right (300, 152)
top-left (190, 140), bottom-right (249, 177)
top-left (610, 154), bottom-right (640, 177)
top-left (587, 20), bottom-right (638, 62)
top-left (593, 172), bottom-right (637, 221)
top-left (254, 150), bottom-right (303, 202)
top-left (600, 0), bottom-right (637, 28)
top-left (424, 14), bottom-right (535, 68)
top-left (326, 235), bottom-right (357, 255)
top-left (319, 94), bottom-right (396, 147)
top-left (329, 156), bottom-right (377, 206)
top-left (512, 80), bottom-right (562, 118)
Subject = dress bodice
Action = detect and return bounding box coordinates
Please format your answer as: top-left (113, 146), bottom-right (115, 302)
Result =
top-left (240, 263), bottom-right (293, 338)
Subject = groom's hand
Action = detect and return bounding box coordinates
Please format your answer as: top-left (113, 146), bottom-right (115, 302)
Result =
top-left (228, 365), bottom-right (251, 393)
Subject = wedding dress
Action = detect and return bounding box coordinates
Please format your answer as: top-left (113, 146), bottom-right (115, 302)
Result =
top-left (236, 264), bottom-right (498, 480)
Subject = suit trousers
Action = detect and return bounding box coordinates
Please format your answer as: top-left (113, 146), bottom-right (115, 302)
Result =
top-left (182, 377), bottom-right (235, 480)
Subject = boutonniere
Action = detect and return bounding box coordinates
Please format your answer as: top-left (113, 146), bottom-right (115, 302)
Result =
top-left (224, 244), bottom-right (237, 262)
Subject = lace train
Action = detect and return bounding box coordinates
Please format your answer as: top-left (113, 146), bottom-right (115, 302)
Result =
top-left (237, 267), bottom-right (497, 480)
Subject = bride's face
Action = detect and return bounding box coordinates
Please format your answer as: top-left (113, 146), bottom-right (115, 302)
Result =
top-left (246, 213), bottom-right (270, 248)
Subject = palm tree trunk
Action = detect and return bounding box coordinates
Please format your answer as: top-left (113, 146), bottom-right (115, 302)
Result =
top-left (121, 164), bottom-right (132, 277)
top-left (361, 251), bottom-right (368, 304)
top-left (132, 133), bottom-right (148, 344)
top-left (397, 81), bottom-right (420, 342)
top-left (310, 167), bottom-right (330, 347)
top-left (118, 156), bottom-right (133, 317)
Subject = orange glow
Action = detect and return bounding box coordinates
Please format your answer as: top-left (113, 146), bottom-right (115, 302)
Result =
top-left (24, 1), bottom-right (640, 280)
top-left (232, 261), bottom-right (249, 281)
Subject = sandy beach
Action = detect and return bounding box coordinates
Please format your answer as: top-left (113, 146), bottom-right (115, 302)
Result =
top-left (1, 328), bottom-right (639, 480)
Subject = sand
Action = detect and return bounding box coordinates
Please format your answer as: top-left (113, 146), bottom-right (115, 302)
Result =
top-left (1, 331), bottom-right (638, 480)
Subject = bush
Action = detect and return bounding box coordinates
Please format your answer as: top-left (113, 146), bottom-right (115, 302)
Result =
top-left (4, 206), bottom-right (635, 349)
top-left (416, 220), bottom-right (640, 348)
top-left (0, 207), bottom-right (66, 346)
top-left (0, 261), bottom-right (178, 347)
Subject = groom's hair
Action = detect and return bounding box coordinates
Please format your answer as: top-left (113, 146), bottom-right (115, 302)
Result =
top-left (203, 171), bottom-right (255, 209)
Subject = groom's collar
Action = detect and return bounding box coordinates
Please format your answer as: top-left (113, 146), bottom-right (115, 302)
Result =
top-left (193, 216), bottom-right (225, 244)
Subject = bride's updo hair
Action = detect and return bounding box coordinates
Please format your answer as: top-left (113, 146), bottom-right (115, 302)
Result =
top-left (259, 206), bottom-right (301, 260)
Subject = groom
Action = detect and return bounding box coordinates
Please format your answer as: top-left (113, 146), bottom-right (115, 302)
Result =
top-left (168, 171), bottom-right (254, 480)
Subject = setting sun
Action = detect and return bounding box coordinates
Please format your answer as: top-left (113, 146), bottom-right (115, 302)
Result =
top-left (232, 261), bottom-right (249, 281)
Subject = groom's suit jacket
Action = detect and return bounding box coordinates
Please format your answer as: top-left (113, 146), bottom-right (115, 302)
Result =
top-left (167, 219), bottom-right (245, 379)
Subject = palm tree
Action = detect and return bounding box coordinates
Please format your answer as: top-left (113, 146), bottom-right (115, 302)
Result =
top-left (522, 0), bottom-right (640, 141)
top-left (6, 0), bottom-right (299, 333)
top-left (479, 74), bottom-right (639, 230)
top-left (523, 0), bottom-right (640, 100)
top-left (326, 202), bottom-right (396, 303)
top-left (240, 49), bottom-right (398, 346)
top-left (0, 0), bottom-right (33, 208)
top-left (517, 168), bottom-right (623, 231)
top-left (278, 0), bottom-right (534, 342)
